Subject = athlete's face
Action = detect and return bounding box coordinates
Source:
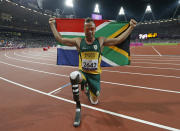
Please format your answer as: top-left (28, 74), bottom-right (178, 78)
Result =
top-left (84, 22), bottom-right (96, 38)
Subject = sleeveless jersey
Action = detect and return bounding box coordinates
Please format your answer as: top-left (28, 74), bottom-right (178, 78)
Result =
top-left (79, 38), bottom-right (102, 74)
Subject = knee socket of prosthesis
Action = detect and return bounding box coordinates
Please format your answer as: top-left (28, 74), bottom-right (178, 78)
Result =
top-left (70, 71), bottom-right (81, 85)
top-left (70, 71), bottom-right (82, 103)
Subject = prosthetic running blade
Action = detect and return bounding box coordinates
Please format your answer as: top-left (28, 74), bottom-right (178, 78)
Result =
top-left (73, 108), bottom-right (81, 127)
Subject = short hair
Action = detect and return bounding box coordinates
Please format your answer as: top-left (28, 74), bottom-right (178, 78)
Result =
top-left (84, 17), bottom-right (95, 25)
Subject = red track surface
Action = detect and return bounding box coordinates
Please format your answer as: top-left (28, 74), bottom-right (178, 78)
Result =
top-left (0, 45), bottom-right (180, 131)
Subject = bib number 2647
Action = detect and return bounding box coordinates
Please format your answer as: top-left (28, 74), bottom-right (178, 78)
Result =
top-left (82, 60), bottom-right (98, 70)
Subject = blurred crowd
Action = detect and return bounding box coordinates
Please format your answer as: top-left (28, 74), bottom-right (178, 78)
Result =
top-left (0, 34), bottom-right (57, 48)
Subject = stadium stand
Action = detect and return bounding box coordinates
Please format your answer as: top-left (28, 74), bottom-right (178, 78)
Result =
top-left (0, 0), bottom-right (180, 47)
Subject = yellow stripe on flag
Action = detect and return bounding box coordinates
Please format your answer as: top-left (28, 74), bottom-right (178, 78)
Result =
top-left (107, 23), bottom-right (130, 60)
top-left (108, 23), bottom-right (130, 39)
top-left (109, 46), bottom-right (130, 59)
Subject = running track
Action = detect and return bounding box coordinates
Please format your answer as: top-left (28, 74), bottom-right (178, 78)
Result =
top-left (0, 45), bottom-right (180, 131)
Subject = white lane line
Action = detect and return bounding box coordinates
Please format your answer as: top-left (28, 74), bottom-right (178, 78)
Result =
top-left (28, 50), bottom-right (57, 55)
top-left (22, 50), bottom-right (180, 67)
top-left (161, 55), bottom-right (180, 57)
top-left (132, 61), bottom-right (180, 66)
top-left (27, 50), bottom-right (57, 55)
top-left (22, 51), bottom-right (56, 58)
top-left (18, 50), bottom-right (180, 66)
top-left (0, 76), bottom-right (179, 131)
top-left (1, 59), bottom-right (180, 94)
top-left (25, 50), bottom-right (180, 64)
top-left (132, 59), bottom-right (180, 62)
top-left (132, 55), bottom-right (159, 56)
top-left (11, 52), bottom-right (180, 71)
top-left (0, 60), bottom-right (69, 78)
top-left (14, 52), bottom-right (55, 62)
top-left (102, 70), bottom-right (180, 79)
top-left (9, 52), bottom-right (77, 68)
top-left (48, 83), bottom-right (71, 95)
top-left (127, 65), bottom-right (180, 71)
top-left (152, 46), bottom-right (162, 56)
top-left (8, 53), bottom-right (57, 66)
top-left (132, 55), bottom-right (180, 58)
top-left (17, 52), bottom-right (56, 61)
top-left (132, 57), bottom-right (180, 60)
top-left (101, 81), bottom-right (180, 94)
top-left (7, 53), bottom-right (180, 79)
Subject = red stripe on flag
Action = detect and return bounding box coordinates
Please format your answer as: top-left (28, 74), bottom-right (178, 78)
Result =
top-left (94, 19), bottom-right (110, 27)
top-left (55, 18), bottom-right (109, 32)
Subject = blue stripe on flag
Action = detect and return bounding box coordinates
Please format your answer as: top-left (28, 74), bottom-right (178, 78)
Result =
top-left (101, 60), bottom-right (113, 67)
top-left (57, 48), bottom-right (79, 66)
top-left (57, 48), bottom-right (114, 67)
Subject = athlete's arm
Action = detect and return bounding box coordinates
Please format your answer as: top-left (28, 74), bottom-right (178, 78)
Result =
top-left (103, 19), bottom-right (137, 46)
top-left (49, 18), bottom-right (81, 47)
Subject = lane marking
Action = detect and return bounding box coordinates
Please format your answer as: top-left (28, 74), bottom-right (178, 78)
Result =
top-left (25, 51), bottom-right (180, 61)
top-left (22, 50), bottom-right (180, 66)
top-left (101, 81), bottom-right (180, 94)
top-left (102, 69), bottom-right (180, 79)
top-left (0, 76), bottom-right (179, 131)
top-left (132, 57), bottom-right (180, 60)
top-left (28, 51), bottom-right (57, 55)
top-left (22, 51), bottom-right (56, 58)
top-left (6, 53), bottom-right (180, 79)
top-left (13, 52), bottom-right (180, 71)
top-left (132, 59), bottom-right (180, 62)
top-left (132, 55), bottom-right (180, 58)
top-left (152, 46), bottom-right (162, 56)
top-left (27, 50), bottom-right (57, 55)
top-left (48, 83), bottom-right (71, 95)
top-left (127, 65), bottom-right (180, 71)
top-left (20, 50), bottom-right (180, 68)
top-left (0, 60), bottom-right (69, 78)
top-left (14, 52), bottom-right (55, 62)
top-left (1, 59), bottom-right (180, 94)
top-left (132, 55), bottom-right (159, 56)
top-left (14, 50), bottom-right (180, 68)
top-left (132, 61), bottom-right (180, 66)
top-left (10, 52), bottom-right (77, 68)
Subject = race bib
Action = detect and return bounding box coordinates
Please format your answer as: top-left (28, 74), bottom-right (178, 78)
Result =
top-left (82, 59), bottom-right (98, 70)
top-left (81, 52), bottom-right (99, 70)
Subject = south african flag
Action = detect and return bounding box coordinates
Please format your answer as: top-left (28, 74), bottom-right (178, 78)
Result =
top-left (56, 18), bottom-right (131, 67)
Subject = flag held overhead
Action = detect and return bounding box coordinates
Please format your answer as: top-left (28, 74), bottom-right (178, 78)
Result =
top-left (56, 18), bottom-right (131, 67)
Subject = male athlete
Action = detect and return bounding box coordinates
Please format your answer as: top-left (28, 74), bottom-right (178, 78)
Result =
top-left (49, 17), bottom-right (136, 126)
